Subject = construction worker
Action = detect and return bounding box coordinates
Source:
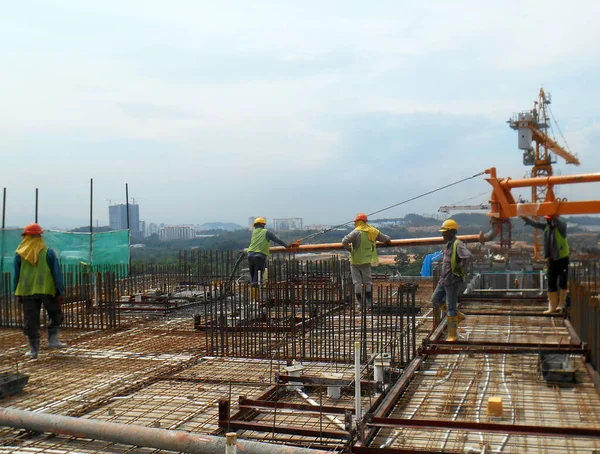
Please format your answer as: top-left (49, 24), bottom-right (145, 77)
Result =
top-left (342, 213), bottom-right (392, 309)
top-left (431, 219), bottom-right (472, 342)
top-left (521, 215), bottom-right (570, 313)
top-left (13, 223), bottom-right (67, 359)
top-left (247, 217), bottom-right (289, 300)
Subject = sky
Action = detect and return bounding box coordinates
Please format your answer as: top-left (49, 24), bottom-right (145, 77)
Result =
top-left (2, 1), bottom-right (600, 230)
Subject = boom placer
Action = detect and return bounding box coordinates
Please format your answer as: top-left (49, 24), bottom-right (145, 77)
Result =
top-left (270, 165), bottom-right (600, 254)
top-left (485, 167), bottom-right (600, 219)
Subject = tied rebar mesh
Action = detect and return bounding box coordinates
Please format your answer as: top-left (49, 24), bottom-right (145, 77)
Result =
top-left (569, 260), bottom-right (600, 372)
top-left (195, 257), bottom-right (419, 368)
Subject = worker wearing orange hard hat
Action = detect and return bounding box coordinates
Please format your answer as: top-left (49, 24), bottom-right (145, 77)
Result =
top-left (521, 214), bottom-right (570, 314)
top-left (13, 223), bottom-right (67, 359)
top-left (247, 217), bottom-right (290, 301)
top-left (431, 219), bottom-right (472, 342)
top-left (341, 213), bottom-right (392, 310)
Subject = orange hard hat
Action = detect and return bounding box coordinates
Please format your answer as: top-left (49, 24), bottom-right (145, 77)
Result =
top-left (354, 213), bottom-right (368, 222)
top-left (23, 223), bottom-right (43, 236)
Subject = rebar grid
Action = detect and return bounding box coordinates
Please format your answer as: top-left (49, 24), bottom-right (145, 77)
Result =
top-left (371, 352), bottom-right (600, 452)
top-left (452, 313), bottom-right (572, 344)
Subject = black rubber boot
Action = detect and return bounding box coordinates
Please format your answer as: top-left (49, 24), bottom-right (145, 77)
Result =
top-left (366, 291), bottom-right (373, 308)
top-left (24, 338), bottom-right (40, 360)
top-left (48, 331), bottom-right (67, 349)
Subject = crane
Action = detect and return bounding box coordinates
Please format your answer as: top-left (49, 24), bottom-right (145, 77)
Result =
top-left (438, 204), bottom-right (490, 214)
top-left (507, 88), bottom-right (580, 259)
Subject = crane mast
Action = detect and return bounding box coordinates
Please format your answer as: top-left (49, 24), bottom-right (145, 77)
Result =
top-left (508, 88), bottom-right (580, 259)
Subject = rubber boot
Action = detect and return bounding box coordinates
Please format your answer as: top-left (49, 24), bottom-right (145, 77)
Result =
top-left (557, 289), bottom-right (569, 312)
top-left (48, 331), bottom-right (67, 349)
top-left (446, 316), bottom-right (458, 342)
top-left (355, 293), bottom-right (362, 311)
top-left (543, 291), bottom-right (559, 314)
top-left (250, 287), bottom-right (258, 303)
top-left (440, 303), bottom-right (466, 325)
top-left (24, 338), bottom-right (40, 359)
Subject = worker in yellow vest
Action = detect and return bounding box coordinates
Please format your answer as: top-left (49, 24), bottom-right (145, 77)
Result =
top-left (13, 223), bottom-right (67, 359)
top-left (521, 215), bottom-right (570, 313)
top-left (431, 219), bottom-right (472, 341)
top-left (342, 213), bottom-right (391, 310)
top-left (247, 217), bottom-right (290, 300)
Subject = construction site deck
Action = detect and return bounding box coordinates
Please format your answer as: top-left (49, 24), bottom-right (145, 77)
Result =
top-left (0, 252), bottom-right (599, 453)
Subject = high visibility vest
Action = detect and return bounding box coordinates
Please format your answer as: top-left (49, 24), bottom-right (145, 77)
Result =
top-left (350, 231), bottom-right (378, 265)
top-left (451, 240), bottom-right (466, 281)
top-left (546, 226), bottom-right (570, 259)
top-left (15, 248), bottom-right (57, 296)
top-left (247, 228), bottom-right (270, 256)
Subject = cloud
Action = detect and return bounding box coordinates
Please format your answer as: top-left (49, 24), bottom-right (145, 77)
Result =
top-left (1, 1), bottom-right (600, 228)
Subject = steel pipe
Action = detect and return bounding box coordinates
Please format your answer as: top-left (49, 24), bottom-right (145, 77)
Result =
top-left (0, 406), bottom-right (328, 454)
top-left (270, 221), bottom-right (502, 254)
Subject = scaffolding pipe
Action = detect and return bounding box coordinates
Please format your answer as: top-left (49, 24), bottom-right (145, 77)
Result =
top-left (270, 221), bottom-right (502, 254)
top-left (0, 407), bottom-right (328, 454)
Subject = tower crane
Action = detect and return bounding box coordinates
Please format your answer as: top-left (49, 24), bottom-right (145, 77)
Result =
top-left (507, 88), bottom-right (580, 259)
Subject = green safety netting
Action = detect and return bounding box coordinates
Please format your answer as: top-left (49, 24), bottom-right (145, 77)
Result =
top-left (0, 229), bottom-right (130, 275)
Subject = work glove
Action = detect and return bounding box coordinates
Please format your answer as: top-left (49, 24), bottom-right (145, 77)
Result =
top-left (57, 295), bottom-right (65, 307)
top-left (17, 297), bottom-right (23, 304)
top-left (384, 239), bottom-right (393, 246)
top-left (287, 240), bottom-right (301, 249)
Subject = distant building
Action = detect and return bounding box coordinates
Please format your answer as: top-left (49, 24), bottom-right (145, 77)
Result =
top-left (304, 224), bottom-right (331, 231)
top-left (109, 203), bottom-right (141, 238)
top-left (146, 222), bottom-right (158, 237)
top-left (272, 218), bottom-right (303, 231)
top-left (158, 225), bottom-right (196, 241)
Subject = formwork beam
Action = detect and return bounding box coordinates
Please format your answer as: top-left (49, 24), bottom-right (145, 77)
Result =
top-left (368, 416), bottom-right (600, 438)
top-left (239, 397), bottom-right (354, 415)
top-left (225, 420), bottom-right (349, 439)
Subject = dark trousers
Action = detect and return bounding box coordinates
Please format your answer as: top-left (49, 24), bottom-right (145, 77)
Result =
top-left (248, 253), bottom-right (267, 286)
top-left (22, 295), bottom-right (64, 341)
top-left (547, 257), bottom-right (569, 292)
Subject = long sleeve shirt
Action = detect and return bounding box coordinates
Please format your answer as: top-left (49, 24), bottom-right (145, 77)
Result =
top-left (523, 217), bottom-right (568, 260)
top-left (341, 229), bottom-right (391, 250)
top-left (13, 248), bottom-right (65, 296)
top-left (439, 238), bottom-right (472, 286)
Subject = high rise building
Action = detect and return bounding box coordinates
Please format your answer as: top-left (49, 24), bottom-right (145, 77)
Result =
top-left (158, 225), bottom-right (196, 241)
top-left (272, 217), bottom-right (303, 231)
top-left (109, 203), bottom-right (140, 237)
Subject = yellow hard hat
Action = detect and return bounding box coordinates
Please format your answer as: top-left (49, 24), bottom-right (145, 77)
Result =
top-left (254, 217), bottom-right (267, 226)
top-left (439, 219), bottom-right (459, 232)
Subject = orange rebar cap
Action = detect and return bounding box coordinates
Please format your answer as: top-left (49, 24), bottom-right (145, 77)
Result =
top-left (22, 223), bottom-right (43, 236)
top-left (354, 213), bottom-right (368, 222)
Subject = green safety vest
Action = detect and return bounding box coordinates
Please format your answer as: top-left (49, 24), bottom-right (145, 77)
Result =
top-left (451, 240), bottom-right (466, 281)
top-left (546, 226), bottom-right (570, 259)
top-left (15, 248), bottom-right (57, 296)
top-left (350, 231), bottom-right (378, 265)
top-left (247, 228), bottom-right (270, 256)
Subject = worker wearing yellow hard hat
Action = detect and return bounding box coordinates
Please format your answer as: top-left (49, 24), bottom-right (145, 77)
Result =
top-left (341, 213), bottom-right (392, 311)
top-left (431, 219), bottom-right (472, 342)
top-left (247, 217), bottom-right (291, 301)
top-left (521, 214), bottom-right (570, 314)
